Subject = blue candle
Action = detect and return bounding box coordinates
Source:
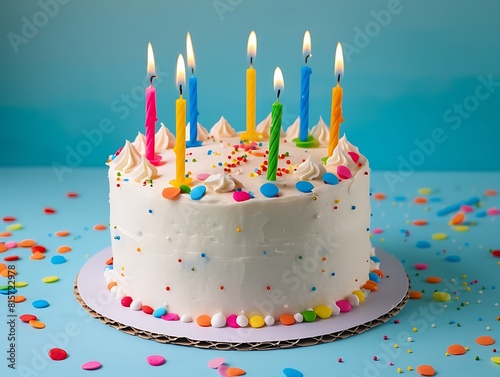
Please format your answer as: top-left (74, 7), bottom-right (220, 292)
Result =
top-left (300, 64), bottom-right (311, 141)
top-left (186, 32), bottom-right (201, 148)
top-left (295, 31), bottom-right (313, 148)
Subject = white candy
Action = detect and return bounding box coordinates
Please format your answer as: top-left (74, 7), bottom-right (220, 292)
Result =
top-left (346, 294), bottom-right (360, 307)
top-left (130, 299), bottom-right (142, 311)
top-left (180, 314), bottom-right (193, 323)
top-left (294, 313), bottom-right (304, 323)
top-left (264, 316), bottom-right (275, 326)
top-left (211, 312), bottom-right (227, 328)
top-left (236, 315), bottom-right (248, 327)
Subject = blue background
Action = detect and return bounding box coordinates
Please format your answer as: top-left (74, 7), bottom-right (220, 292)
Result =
top-left (1, 0), bottom-right (499, 171)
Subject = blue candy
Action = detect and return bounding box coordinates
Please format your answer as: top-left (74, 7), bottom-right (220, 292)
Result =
top-left (416, 240), bottom-right (431, 249)
top-left (283, 368), bottom-right (303, 377)
top-left (260, 183), bottom-right (279, 198)
top-left (153, 307), bottom-right (167, 318)
top-left (190, 185), bottom-right (206, 201)
top-left (32, 299), bottom-right (49, 309)
top-left (51, 255), bottom-right (66, 265)
top-left (445, 255), bottom-right (461, 262)
top-left (369, 272), bottom-right (380, 283)
top-left (296, 181), bottom-right (314, 193)
top-left (322, 172), bottom-right (339, 185)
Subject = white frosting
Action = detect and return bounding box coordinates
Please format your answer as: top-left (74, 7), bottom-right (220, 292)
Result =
top-left (326, 135), bottom-right (365, 175)
top-left (294, 156), bottom-right (326, 181)
top-left (130, 155), bottom-right (159, 182)
top-left (111, 140), bottom-right (142, 173)
top-left (155, 123), bottom-right (175, 152)
top-left (311, 116), bottom-right (330, 147)
top-left (186, 122), bottom-right (210, 141)
top-left (132, 132), bottom-right (146, 155)
top-left (209, 116), bottom-right (237, 138)
top-left (108, 134), bottom-right (374, 320)
top-left (285, 116), bottom-right (301, 140)
top-left (204, 173), bottom-right (242, 193)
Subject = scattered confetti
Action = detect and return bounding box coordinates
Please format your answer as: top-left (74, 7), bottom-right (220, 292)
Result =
top-left (449, 212), bottom-right (465, 225)
top-left (18, 239), bottom-right (36, 248)
top-left (373, 193), bottom-right (386, 200)
top-left (66, 192), bottom-right (79, 198)
top-left (226, 367), bottom-right (246, 376)
top-left (409, 291), bottom-right (423, 299)
top-left (19, 314), bottom-right (37, 323)
top-left (29, 320), bottom-right (46, 329)
top-left (433, 292), bottom-right (451, 302)
top-left (412, 219), bottom-right (428, 226)
top-left (42, 276), bottom-right (59, 284)
top-left (431, 233), bottom-right (447, 240)
top-left (44, 207), bottom-right (56, 214)
top-left (414, 263), bottom-right (429, 270)
top-left (426, 276), bottom-right (442, 284)
top-left (51, 255), bottom-right (67, 265)
top-left (445, 255), bottom-right (461, 262)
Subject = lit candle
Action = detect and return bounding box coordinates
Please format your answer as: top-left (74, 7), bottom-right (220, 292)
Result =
top-left (328, 42), bottom-right (345, 157)
top-left (145, 43), bottom-right (161, 165)
top-left (299, 30), bottom-right (312, 143)
top-left (267, 67), bottom-right (284, 181)
top-left (186, 32), bottom-right (201, 148)
top-left (170, 54), bottom-right (192, 187)
top-left (241, 31), bottom-right (261, 141)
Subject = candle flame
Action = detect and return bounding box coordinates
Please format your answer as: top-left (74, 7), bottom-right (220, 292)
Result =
top-left (247, 30), bottom-right (257, 62)
top-left (186, 32), bottom-right (196, 72)
top-left (147, 42), bottom-right (156, 76)
top-left (302, 30), bottom-right (311, 60)
top-left (273, 67), bottom-right (284, 94)
top-left (176, 54), bottom-right (186, 89)
top-left (334, 42), bottom-right (344, 81)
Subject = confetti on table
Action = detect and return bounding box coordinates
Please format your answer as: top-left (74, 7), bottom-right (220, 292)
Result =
top-left (82, 361), bottom-right (102, 370)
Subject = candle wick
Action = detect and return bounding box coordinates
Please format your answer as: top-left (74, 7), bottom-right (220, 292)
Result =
top-left (149, 75), bottom-right (157, 85)
top-left (337, 74), bottom-right (341, 85)
top-left (191, 68), bottom-right (194, 76)
top-left (277, 89), bottom-right (281, 101)
top-left (305, 54), bottom-right (311, 64)
top-left (179, 85), bottom-right (183, 96)
top-left (250, 56), bottom-right (253, 67)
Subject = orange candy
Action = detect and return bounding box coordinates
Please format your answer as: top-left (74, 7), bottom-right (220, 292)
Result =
top-left (0, 243), bottom-right (8, 252)
top-left (0, 263), bottom-right (6, 272)
top-left (279, 314), bottom-right (296, 326)
top-left (107, 282), bottom-right (117, 290)
top-left (196, 314), bottom-right (212, 327)
top-left (414, 197), bottom-right (428, 204)
top-left (416, 364), bottom-right (436, 376)
top-left (227, 367), bottom-right (246, 376)
top-left (447, 344), bottom-right (466, 355)
top-left (372, 269), bottom-right (384, 278)
top-left (93, 224), bottom-right (107, 231)
top-left (162, 187), bottom-right (181, 200)
top-left (425, 276), bottom-right (442, 284)
top-left (0, 232), bottom-right (12, 238)
top-left (0, 268), bottom-right (16, 277)
top-left (476, 335), bottom-right (495, 346)
top-left (55, 230), bottom-right (70, 237)
top-left (412, 219), bottom-right (428, 226)
top-left (449, 212), bottom-right (465, 225)
top-left (11, 295), bottom-right (26, 303)
top-left (372, 193), bottom-right (386, 200)
top-left (57, 246), bottom-right (72, 253)
top-left (18, 239), bottom-right (36, 248)
top-left (409, 291), bottom-right (423, 299)
top-left (30, 252), bottom-right (45, 260)
top-left (362, 281), bottom-right (378, 291)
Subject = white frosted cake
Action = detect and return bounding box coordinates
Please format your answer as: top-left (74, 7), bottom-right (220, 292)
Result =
top-left (105, 116), bottom-right (381, 328)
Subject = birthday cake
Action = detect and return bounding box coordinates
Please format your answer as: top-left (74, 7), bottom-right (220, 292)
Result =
top-left (104, 116), bottom-right (382, 329)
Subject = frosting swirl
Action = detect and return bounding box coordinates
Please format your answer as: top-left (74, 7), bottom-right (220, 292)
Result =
top-left (132, 132), bottom-right (146, 155)
top-left (325, 135), bottom-right (366, 177)
top-left (111, 140), bottom-right (142, 173)
top-left (256, 113), bottom-right (285, 139)
top-left (130, 155), bottom-right (159, 182)
top-left (311, 116), bottom-right (330, 147)
top-left (186, 122), bottom-right (210, 142)
top-left (204, 174), bottom-right (242, 193)
top-left (294, 156), bottom-right (326, 181)
top-left (155, 123), bottom-right (175, 152)
top-left (285, 116), bottom-right (300, 140)
top-left (210, 116), bottom-right (237, 138)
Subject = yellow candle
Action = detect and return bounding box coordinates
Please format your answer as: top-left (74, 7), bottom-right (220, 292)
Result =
top-left (241, 31), bottom-right (261, 141)
top-left (170, 54), bottom-right (192, 187)
top-left (328, 42), bottom-right (345, 157)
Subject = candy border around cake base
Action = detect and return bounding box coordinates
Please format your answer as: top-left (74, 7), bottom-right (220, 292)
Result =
top-left (74, 247), bottom-right (409, 350)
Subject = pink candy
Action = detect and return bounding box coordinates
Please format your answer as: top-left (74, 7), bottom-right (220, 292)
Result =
top-left (226, 314), bottom-right (240, 328)
top-left (146, 355), bottom-right (166, 366)
top-left (336, 299), bottom-right (352, 313)
top-left (208, 357), bottom-right (225, 369)
top-left (348, 151), bottom-right (360, 163)
top-left (161, 313), bottom-right (179, 321)
top-left (196, 173), bottom-right (210, 181)
top-left (487, 207), bottom-right (500, 216)
top-left (233, 191), bottom-right (251, 202)
top-left (414, 263), bottom-right (429, 270)
top-left (372, 228), bottom-right (384, 235)
top-left (337, 165), bottom-right (352, 180)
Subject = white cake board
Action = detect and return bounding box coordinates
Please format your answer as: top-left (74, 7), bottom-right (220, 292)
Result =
top-left (75, 247), bottom-right (409, 350)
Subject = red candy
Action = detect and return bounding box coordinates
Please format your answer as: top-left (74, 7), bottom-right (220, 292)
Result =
top-left (31, 245), bottom-right (47, 253)
top-left (20, 314), bottom-right (37, 323)
top-left (2, 216), bottom-right (16, 222)
top-left (66, 192), bottom-right (79, 198)
top-left (4, 255), bottom-right (19, 262)
top-left (492, 250), bottom-right (500, 258)
top-left (43, 207), bottom-right (56, 214)
top-left (48, 347), bottom-right (68, 361)
top-left (121, 296), bottom-right (133, 307)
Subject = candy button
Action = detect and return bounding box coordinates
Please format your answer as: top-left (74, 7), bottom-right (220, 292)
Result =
top-left (153, 307), bottom-right (167, 318)
top-left (301, 310), bottom-right (317, 322)
top-left (322, 172), bottom-right (339, 185)
top-left (226, 314), bottom-right (240, 328)
top-left (196, 314), bottom-right (212, 327)
top-left (179, 185), bottom-right (191, 194)
top-left (491, 356), bottom-right (500, 364)
top-left (51, 256), bottom-right (66, 265)
top-left (249, 315), bottom-right (265, 328)
top-left (233, 191), bottom-right (251, 202)
top-left (416, 364), bottom-right (436, 376)
top-left (20, 314), bottom-right (37, 322)
top-left (296, 181), bottom-right (314, 193)
top-left (352, 290), bottom-right (366, 304)
top-left (314, 305), bottom-right (333, 319)
top-left (369, 272), bottom-right (380, 283)
top-left (414, 263), bottom-right (429, 270)
top-left (265, 315), bottom-right (275, 326)
top-left (146, 355), bottom-right (166, 366)
top-left (4, 255), bottom-right (19, 262)
top-left (29, 320), bottom-right (46, 329)
top-left (492, 250), bottom-right (500, 257)
top-left (348, 151), bottom-right (359, 163)
top-left (447, 344), bottom-right (466, 355)
top-left (236, 315), bottom-right (248, 327)
top-left (283, 368), bottom-right (304, 377)
top-left (48, 347), bottom-right (68, 361)
top-left (445, 255), bottom-right (461, 262)
top-left (433, 292), bottom-right (451, 302)
top-left (260, 183), bottom-right (279, 198)
top-left (416, 241), bottom-right (431, 249)
top-left (190, 185), bottom-right (206, 200)
top-left (82, 361), bottom-right (102, 370)
top-left (42, 276), bottom-right (59, 284)
top-left (161, 312), bottom-right (179, 321)
top-left (226, 367), bottom-right (246, 376)
top-left (279, 313), bottom-right (296, 326)
top-left (432, 233), bottom-right (448, 240)
top-left (211, 312), bottom-right (226, 328)
top-left (120, 296), bottom-right (132, 307)
top-left (208, 357), bottom-right (225, 369)
top-left (32, 299), bottom-right (49, 309)
top-left (196, 173), bottom-right (210, 181)
top-left (336, 299), bottom-right (352, 313)
top-left (162, 187), bottom-right (181, 200)
top-left (337, 165), bottom-right (352, 180)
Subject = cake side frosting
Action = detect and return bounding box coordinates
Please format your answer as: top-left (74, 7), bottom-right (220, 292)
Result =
top-left (105, 122), bottom-right (380, 327)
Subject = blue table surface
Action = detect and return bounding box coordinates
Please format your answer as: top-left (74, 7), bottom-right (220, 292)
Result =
top-left (1, 168), bottom-right (499, 377)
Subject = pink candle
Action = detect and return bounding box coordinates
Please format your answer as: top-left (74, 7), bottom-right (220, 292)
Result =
top-left (145, 42), bottom-right (161, 165)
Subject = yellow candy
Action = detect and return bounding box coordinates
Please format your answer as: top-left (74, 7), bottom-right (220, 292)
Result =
top-left (418, 188), bottom-right (432, 195)
top-left (352, 290), bottom-right (366, 304)
top-left (433, 292), bottom-right (451, 302)
top-left (41, 276), bottom-right (59, 284)
top-left (14, 282), bottom-right (28, 287)
top-left (491, 356), bottom-right (500, 364)
top-left (249, 315), bottom-right (265, 328)
top-left (397, 368), bottom-right (403, 373)
top-left (432, 233), bottom-right (448, 240)
top-left (453, 225), bottom-right (469, 232)
top-left (314, 305), bottom-right (333, 319)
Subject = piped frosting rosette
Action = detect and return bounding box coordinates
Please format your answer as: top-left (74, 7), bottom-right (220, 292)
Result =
top-left (209, 116), bottom-right (237, 139)
top-left (130, 155), bottom-right (159, 182)
top-left (311, 116), bottom-right (330, 147)
top-left (111, 140), bottom-right (142, 173)
top-left (132, 132), bottom-right (146, 155)
top-left (155, 123), bottom-right (175, 152)
top-left (294, 156), bottom-right (326, 181)
top-left (326, 135), bottom-right (366, 179)
top-left (204, 173), bottom-right (242, 193)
